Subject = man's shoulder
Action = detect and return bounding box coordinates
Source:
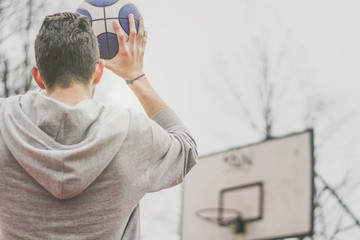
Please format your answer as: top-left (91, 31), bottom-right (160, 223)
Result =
top-left (122, 108), bottom-right (155, 141)
top-left (126, 108), bottom-right (149, 128)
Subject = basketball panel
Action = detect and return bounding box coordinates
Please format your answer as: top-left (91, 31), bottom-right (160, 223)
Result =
top-left (97, 33), bottom-right (110, 60)
top-left (105, 0), bottom-right (128, 18)
top-left (85, 0), bottom-right (118, 7)
top-left (106, 32), bottom-right (119, 59)
top-left (97, 32), bottom-right (119, 60)
top-left (76, 8), bottom-right (93, 26)
top-left (105, 19), bottom-right (129, 40)
top-left (91, 20), bottom-right (106, 37)
top-left (119, 3), bottom-right (141, 35)
top-left (77, 2), bottom-right (105, 21)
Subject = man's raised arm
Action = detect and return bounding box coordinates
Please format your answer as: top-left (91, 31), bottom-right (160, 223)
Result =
top-left (105, 14), bottom-right (168, 118)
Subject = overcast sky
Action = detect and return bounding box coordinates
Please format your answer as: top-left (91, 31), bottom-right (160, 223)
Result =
top-left (84, 0), bottom-right (360, 155)
top-left (49, 0), bottom-right (360, 239)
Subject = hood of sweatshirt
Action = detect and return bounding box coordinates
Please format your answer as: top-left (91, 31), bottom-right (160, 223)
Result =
top-left (0, 91), bottom-right (129, 199)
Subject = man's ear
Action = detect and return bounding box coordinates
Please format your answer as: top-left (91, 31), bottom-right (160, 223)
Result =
top-left (93, 60), bottom-right (105, 85)
top-left (31, 67), bottom-right (46, 89)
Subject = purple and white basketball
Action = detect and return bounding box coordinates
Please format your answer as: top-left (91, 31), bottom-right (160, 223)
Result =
top-left (76, 0), bottom-right (141, 60)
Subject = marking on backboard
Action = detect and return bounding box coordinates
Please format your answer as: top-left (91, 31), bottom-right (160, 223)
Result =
top-left (223, 152), bottom-right (253, 169)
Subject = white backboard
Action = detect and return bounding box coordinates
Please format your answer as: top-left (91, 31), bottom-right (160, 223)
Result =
top-left (182, 130), bottom-right (314, 240)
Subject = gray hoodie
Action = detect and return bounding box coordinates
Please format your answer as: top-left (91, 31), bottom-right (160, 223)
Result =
top-left (0, 91), bottom-right (197, 240)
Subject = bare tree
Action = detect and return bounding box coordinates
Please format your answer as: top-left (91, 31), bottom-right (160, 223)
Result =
top-left (0, 0), bottom-right (14, 97)
top-left (219, 1), bottom-right (360, 239)
top-left (0, 0), bottom-right (46, 97)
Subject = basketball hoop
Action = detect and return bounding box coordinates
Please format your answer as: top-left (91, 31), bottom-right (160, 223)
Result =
top-left (195, 208), bottom-right (245, 233)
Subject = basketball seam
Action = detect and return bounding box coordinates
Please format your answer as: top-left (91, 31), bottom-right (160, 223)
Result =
top-left (86, 0), bottom-right (118, 7)
top-left (92, 17), bottom-right (128, 23)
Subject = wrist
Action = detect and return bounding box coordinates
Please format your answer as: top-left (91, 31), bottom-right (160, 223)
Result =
top-left (125, 73), bottom-right (146, 85)
top-left (123, 71), bottom-right (144, 81)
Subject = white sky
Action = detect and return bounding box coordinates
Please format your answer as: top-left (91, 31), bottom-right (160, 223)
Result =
top-left (48, 0), bottom-right (360, 239)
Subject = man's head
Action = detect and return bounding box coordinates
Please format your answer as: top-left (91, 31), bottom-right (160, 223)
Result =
top-left (33, 12), bottom-right (101, 91)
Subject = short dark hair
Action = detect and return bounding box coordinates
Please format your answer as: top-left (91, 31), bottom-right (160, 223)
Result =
top-left (34, 12), bottom-right (100, 90)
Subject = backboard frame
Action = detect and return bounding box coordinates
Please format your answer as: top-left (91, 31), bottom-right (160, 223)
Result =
top-left (181, 129), bottom-right (315, 240)
top-left (219, 182), bottom-right (264, 224)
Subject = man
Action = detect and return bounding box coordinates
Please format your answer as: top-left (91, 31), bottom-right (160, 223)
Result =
top-left (0, 12), bottom-right (197, 239)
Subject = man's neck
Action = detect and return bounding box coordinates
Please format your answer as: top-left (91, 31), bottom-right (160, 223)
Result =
top-left (45, 83), bottom-right (94, 106)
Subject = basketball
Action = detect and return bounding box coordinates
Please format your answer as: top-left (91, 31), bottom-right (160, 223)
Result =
top-left (76, 0), bottom-right (142, 60)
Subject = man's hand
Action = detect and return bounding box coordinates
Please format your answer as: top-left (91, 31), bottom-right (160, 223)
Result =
top-left (105, 14), bottom-right (147, 80)
top-left (104, 14), bottom-right (168, 118)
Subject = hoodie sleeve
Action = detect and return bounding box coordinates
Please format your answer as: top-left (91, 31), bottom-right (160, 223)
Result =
top-left (147, 109), bottom-right (198, 192)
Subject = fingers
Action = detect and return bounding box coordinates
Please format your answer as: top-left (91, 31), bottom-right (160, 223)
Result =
top-left (137, 17), bottom-right (146, 47)
top-left (105, 16), bottom-right (146, 79)
top-left (112, 20), bottom-right (126, 50)
top-left (128, 14), bottom-right (136, 44)
top-left (142, 30), bottom-right (147, 50)
top-left (137, 17), bottom-right (144, 39)
top-left (109, 15), bottom-right (146, 61)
